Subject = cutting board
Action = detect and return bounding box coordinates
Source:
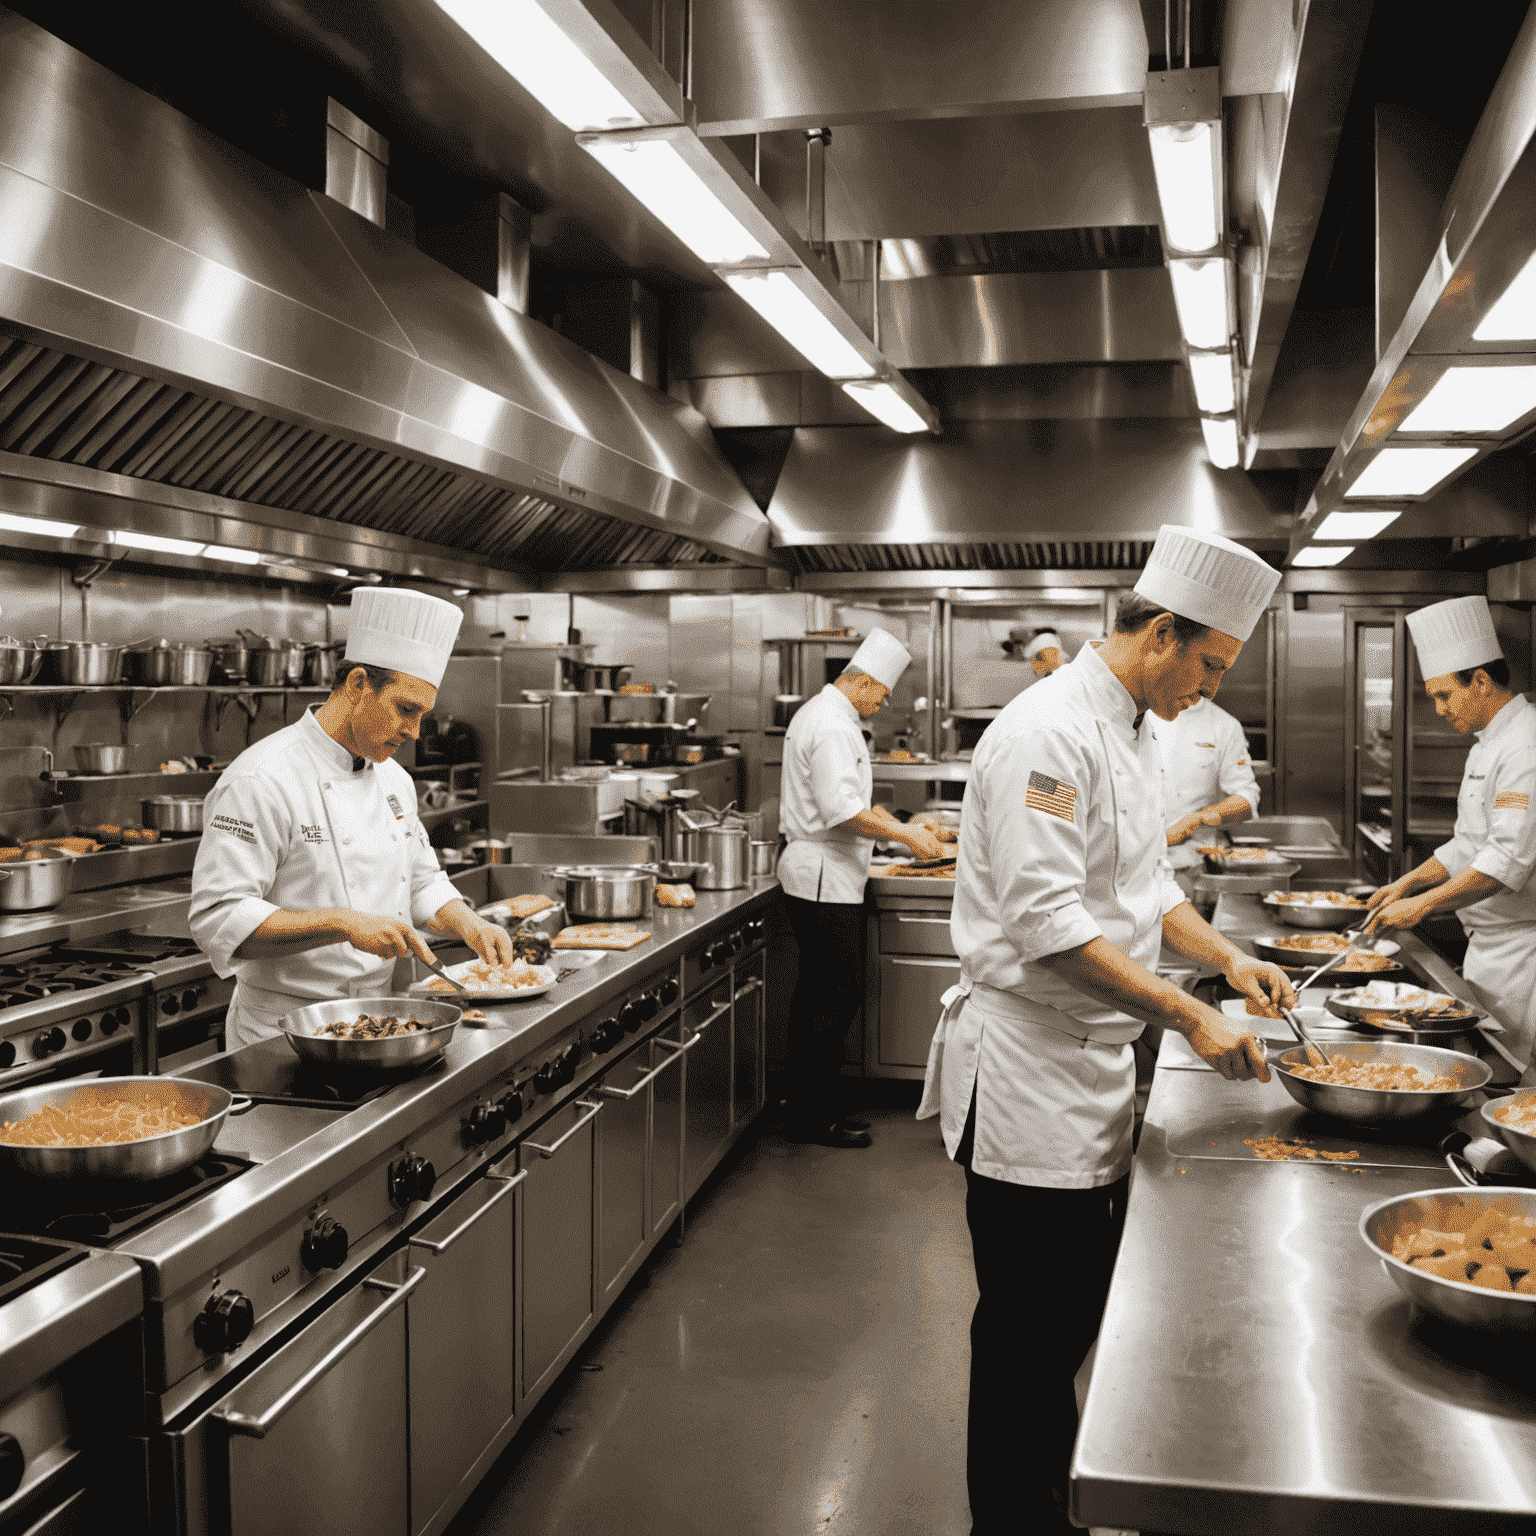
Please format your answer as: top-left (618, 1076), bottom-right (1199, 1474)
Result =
top-left (551, 925), bottom-right (652, 951)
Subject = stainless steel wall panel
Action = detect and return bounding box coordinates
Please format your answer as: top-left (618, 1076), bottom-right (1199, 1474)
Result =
top-left (729, 596), bottom-right (761, 732)
top-left (667, 597), bottom-right (733, 707)
top-left (1278, 608), bottom-right (1345, 833)
top-left (910, 364), bottom-right (1194, 422)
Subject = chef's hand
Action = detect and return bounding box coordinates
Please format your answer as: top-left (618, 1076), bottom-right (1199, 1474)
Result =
top-left (1166, 814), bottom-right (1201, 846)
top-left (457, 915), bottom-right (517, 968)
top-left (1225, 956), bottom-right (1297, 1020)
top-left (1366, 877), bottom-right (1409, 913)
top-left (1369, 896), bottom-right (1429, 932)
top-left (1185, 1009), bottom-right (1271, 1083)
top-left (340, 913), bottom-right (439, 965)
top-left (904, 826), bottom-right (948, 861)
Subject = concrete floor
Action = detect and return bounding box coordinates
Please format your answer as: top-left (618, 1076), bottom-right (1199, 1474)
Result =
top-left (444, 1099), bottom-right (977, 1536)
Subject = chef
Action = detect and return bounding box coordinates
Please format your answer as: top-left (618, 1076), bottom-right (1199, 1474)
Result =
top-left (1369, 595), bottom-right (1536, 1075)
top-left (1022, 628), bottom-right (1067, 678)
top-left (1157, 692), bottom-right (1261, 876)
top-left (190, 588), bottom-right (514, 1048)
top-left (918, 525), bottom-right (1292, 1536)
top-left (779, 628), bottom-right (947, 1147)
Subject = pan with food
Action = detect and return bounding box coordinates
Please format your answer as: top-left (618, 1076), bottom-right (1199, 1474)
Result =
top-left (1325, 981), bottom-right (1483, 1033)
top-left (1260, 890), bottom-right (1372, 931)
top-left (279, 997), bottom-right (460, 1071)
top-left (1249, 932), bottom-right (1404, 981)
top-left (1482, 1092), bottom-right (1536, 1179)
top-left (1272, 1039), bottom-right (1489, 1125)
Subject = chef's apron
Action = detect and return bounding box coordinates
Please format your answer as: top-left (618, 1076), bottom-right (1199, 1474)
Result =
top-left (1462, 925), bottom-right (1536, 1082)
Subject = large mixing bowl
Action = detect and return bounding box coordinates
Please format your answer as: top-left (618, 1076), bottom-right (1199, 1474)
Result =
top-left (0, 1077), bottom-right (245, 1181)
top-left (1250, 933), bottom-right (1404, 982)
top-left (0, 849), bottom-right (72, 912)
top-left (1272, 1039), bottom-right (1490, 1124)
top-left (0, 637), bottom-right (44, 685)
top-left (279, 996), bottom-right (461, 1072)
top-left (1481, 1092), bottom-right (1536, 1178)
top-left (1361, 1186), bottom-right (1536, 1331)
top-left (1260, 892), bottom-right (1371, 930)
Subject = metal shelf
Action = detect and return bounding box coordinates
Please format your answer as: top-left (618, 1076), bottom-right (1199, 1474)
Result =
top-left (0, 682), bottom-right (329, 727)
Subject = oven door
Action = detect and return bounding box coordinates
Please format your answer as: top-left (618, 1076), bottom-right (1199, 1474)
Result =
top-left (202, 1250), bottom-right (423, 1536)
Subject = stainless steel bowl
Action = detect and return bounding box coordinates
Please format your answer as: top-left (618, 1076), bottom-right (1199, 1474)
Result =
top-left (1361, 1187), bottom-right (1536, 1330)
top-left (1325, 990), bottom-right (1483, 1032)
top-left (279, 997), bottom-right (461, 1072)
top-left (74, 743), bottom-right (128, 774)
top-left (0, 849), bottom-right (73, 911)
top-left (1481, 1093), bottom-right (1536, 1178)
top-left (1272, 1039), bottom-right (1489, 1124)
top-left (1260, 893), bottom-right (1369, 930)
top-left (0, 1076), bottom-right (243, 1181)
top-left (549, 864), bottom-right (654, 920)
top-left (142, 794), bottom-right (204, 834)
top-left (42, 641), bottom-right (124, 685)
top-left (0, 637), bottom-right (44, 685)
top-left (1249, 933), bottom-right (1404, 981)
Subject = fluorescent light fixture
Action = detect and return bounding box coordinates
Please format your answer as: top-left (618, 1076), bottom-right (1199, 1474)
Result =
top-left (724, 270), bottom-right (876, 379)
top-left (434, 0), bottom-right (647, 132)
top-left (1148, 121), bottom-right (1222, 254)
top-left (841, 381), bottom-right (930, 434)
top-left (452, 587), bottom-right (472, 596)
top-left (1292, 546), bottom-right (1353, 567)
top-left (320, 566), bottom-right (351, 578)
top-left (1344, 445), bottom-right (1476, 498)
top-left (580, 136), bottom-right (768, 266)
top-left (111, 529), bottom-right (205, 557)
top-left (1398, 365), bottom-right (1536, 433)
top-left (0, 511), bottom-right (81, 539)
top-left (1314, 510), bottom-right (1401, 540)
top-left (1473, 251), bottom-right (1536, 341)
top-left (1168, 259), bottom-right (1230, 350)
top-left (201, 545), bottom-right (263, 565)
top-left (1200, 415), bottom-right (1239, 469)
top-left (1187, 350), bottom-right (1235, 414)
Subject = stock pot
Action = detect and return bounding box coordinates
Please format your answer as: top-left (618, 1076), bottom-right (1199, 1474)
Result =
top-left (142, 794), bottom-right (205, 834)
top-left (684, 822), bottom-right (749, 890)
top-left (548, 864), bottom-right (654, 920)
top-left (0, 848), bottom-right (73, 911)
top-left (124, 640), bottom-right (213, 686)
top-left (41, 640), bottom-right (125, 685)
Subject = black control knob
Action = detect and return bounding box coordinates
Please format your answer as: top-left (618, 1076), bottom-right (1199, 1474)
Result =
top-left (699, 946), bottom-right (715, 972)
top-left (589, 1021), bottom-right (620, 1054)
top-left (194, 1289), bottom-right (255, 1354)
top-left (161, 993), bottom-right (179, 1016)
top-left (72, 1018), bottom-right (93, 1041)
top-left (659, 977), bottom-right (680, 1005)
top-left (0, 1431), bottom-right (23, 1502)
top-left (182, 988), bottom-right (201, 1012)
top-left (389, 1153), bottom-right (437, 1208)
top-left (729, 931), bottom-right (746, 955)
top-left (638, 991), bottom-right (659, 1021)
top-left (499, 1087), bottom-right (525, 1124)
top-left (301, 1214), bottom-right (348, 1272)
top-left (555, 1044), bottom-right (579, 1086)
top-left (532, 1062), bottom-right (558, 1095)
top-left (99, 1011), bottom-right (121, 1036)
top-left (465, 1102), bottom-right (506, 1144)
top-left (0, 1042), bottom-right (14, 1069)
top-left (618, 1000), bottom-right (641, 1035)
top-left (32, 1028), bottom-right (64, 1058)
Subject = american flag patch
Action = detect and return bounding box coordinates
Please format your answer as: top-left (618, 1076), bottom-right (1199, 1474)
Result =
top-left (1026, 770), bottom-right (1077, 823)
top-left (1495, 790), bottom-right (1530, 811)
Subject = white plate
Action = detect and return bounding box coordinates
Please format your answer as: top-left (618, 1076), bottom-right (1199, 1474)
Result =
top-left (409, 960), bottom-right (559, 1001)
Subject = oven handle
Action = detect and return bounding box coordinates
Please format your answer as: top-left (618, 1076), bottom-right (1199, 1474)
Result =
top-left (408, 1167), bottom-right (526, 1255)
top-left (212, 1265), bottom-right (426, 1438)
top-left (523, 1098), bottom-right (601, 1159)
top-left (686, 998), bottom-right (732, 1039)
top-left (732, 977), bottom-right (762, 1003)
top-left (599, 1036), bottom-right (691, 1100)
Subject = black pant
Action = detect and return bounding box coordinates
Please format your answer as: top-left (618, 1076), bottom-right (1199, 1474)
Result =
top-left (958, 1103), bottom-right (1129, 1535)
top-left (782, 894), bottom-right (864, 1128)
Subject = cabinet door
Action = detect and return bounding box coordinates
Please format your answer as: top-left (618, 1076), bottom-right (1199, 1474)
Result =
top-left (519, 1097), bottom-right (600, 1404)
top-left (650, 1032), bottom-right (685, 1241)
top-left (595, 1044), bottom-right (653, 1314)
top-left (878, 955), bottom-right (960, 1068)
top-left (732, 955), bottom-right (765, 1128)
top-left (683, 981), bottom-right (734, 1200)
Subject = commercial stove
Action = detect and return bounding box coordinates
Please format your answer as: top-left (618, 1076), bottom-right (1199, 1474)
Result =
top-left (0, 946), bottom-right (152, 1089)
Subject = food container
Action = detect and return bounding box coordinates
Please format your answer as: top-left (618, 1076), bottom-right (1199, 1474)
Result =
top-left (41, 640), bottom-right (124, 685)
top-left (0, 636), bottom-right (44, 685)
top-left (548, 864), bottom-right (654, 920)
top-left (73, 743), bottom-right (128, 775)
top-left (749, 840), bottom-right (778, 876)
top-left (0, 1077), bottom-right (247, 1182)
top-left (141, 794), bottom-right (205, 834)
top-left (686, 822), bottom-right (749, 890)
top-left (1271, 1040), bottom-right (1489, 1125)
top-left (279, 997), bottom-right (461, 1072)
top-left (468, 838), bottom-right (511, 865)
top-left (0, 849), bottom-right (73, 912)
top-left (613, 742), bottom-right (651, 765)
top-left (1481, 1093), bottom-right (1536, 1178)
top-left (123, 641), bottom-right (213, 686)
top-left (677, 745), bottom-right (706, 765)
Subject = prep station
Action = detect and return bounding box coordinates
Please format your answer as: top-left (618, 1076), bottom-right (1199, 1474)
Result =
top-left (8, 3), bottom-right (1536, 1534)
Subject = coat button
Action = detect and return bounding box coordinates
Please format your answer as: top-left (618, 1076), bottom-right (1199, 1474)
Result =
top-left (323, 782), bottom-right (331, 790)
top-left (342, 837), bottom-right (351, 845)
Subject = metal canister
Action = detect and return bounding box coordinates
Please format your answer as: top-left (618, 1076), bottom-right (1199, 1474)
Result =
top-left (749, 840), bottom-right (778, 877)
top-left (691, 823), bottom-right (749, 890)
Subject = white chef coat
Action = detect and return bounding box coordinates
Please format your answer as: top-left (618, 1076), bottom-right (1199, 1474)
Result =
top-left (1432, 693), bottom-right (1536, 1066)
top-left (1155, 696), bottom-right (1261, 869)
top-left (777, 683), bottom-right (874, 904)
top-left (918, 643), bottom-right (1187, 1188)
top-left (190, 708), bottom-right (462, 1048)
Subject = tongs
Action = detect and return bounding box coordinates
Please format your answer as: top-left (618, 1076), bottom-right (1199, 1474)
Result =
top-left (1289, 912), bottom-right (1385, 994)
top-left (1281, 1006), bottom-right (1331, 1068)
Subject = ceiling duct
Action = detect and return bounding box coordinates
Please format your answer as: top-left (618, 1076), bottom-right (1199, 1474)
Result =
top-left (0, 12), bottom-right (774, 572)
top-left (786, 541), bottom-right (1156, 575)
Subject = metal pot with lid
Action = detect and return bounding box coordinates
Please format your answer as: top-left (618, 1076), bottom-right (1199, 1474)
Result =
top-left (547, 864), bottom-right (654, 920)
top-left (124, 640), bottom-right (213, 686)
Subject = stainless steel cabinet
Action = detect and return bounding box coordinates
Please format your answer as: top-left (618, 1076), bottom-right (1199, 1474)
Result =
top-left (519, 1096), bottom-right (600, 1404)
top-left (595, 1042), bottom-right (655, 1313)
top-left (407, 1158), bottom-right (522, 1536)
top-left (650, 1030), bottom-right (685, 1242)
top-left (877, 954), bottom-right (960, 1070)
top-left (732, 954), bottom-right (765, 1129)
top-left (683, 980), bottom-right (734, 1200)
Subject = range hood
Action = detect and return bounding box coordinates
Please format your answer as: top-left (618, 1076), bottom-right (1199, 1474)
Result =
top-left (0, 11), bottom-right (774, 577)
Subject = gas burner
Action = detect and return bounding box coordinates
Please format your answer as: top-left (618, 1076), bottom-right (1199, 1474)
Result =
top-left (62, 937), bottom-right (202, 964)
top-left (0, 1233), bottom-right (87, 1306)
top-left (0, 957), bottom-right (143, 998)
top-left (183, 1034), bottom-right (448, 1110)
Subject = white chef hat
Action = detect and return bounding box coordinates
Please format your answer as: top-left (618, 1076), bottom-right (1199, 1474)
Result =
top-left (1022, 630), bottom-right (1063, 660)
top-left (1406, 595), bottom-right (1503, 680)
top-left (846, 628), bottom-right (911, 690)
top-left (344, 588), bottom-right (463, 688)
top-left (1134, 525), bottom-right (1281, 642)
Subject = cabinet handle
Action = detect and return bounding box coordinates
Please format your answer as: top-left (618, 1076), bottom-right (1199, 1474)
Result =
top-left (599, 1042), bottom-right (685, 1100)
top-left (686, 998), bottom-right (732, 1039)
top-left (523, 1098), bottom-right (601, 1159)
top-left (408, 1168), bottom-right (526, 1255)
top-left (732, 977), bottom-right (763, 1002)
top-left (213, 1266), bottom-right (426, 1438)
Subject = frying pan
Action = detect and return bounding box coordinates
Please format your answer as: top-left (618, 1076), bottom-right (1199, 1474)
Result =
top-left (1271, 1040), bottom-right (1490, 1125)
top-left (279, 996), bottom-right (461, 1071)
top-left (1325, 988), bottom-right (1483, 1033)
top-left (1249, 933), bottom-right (1404, 983)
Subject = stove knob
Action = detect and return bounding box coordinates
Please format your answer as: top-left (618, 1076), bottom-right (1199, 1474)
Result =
top-left (32, 1028), bottom-right (64, 1058)
top-left (161, 993), bottom-right (180, 1016)
top-left (638, 991), bottom-right (659, 1021)
top-left (194, 1289), bottom-right (255, 1354)
top-left (99, 1011), bottom-right (121, 1036)
top-left (389, 1153), bottom-right (436, 1208)
top-left (465, 1102), bottom-right (505, 1144)
top-left (732, 930), bottom-right (747, 954)
top-left (181, 988), bottom-right (201, 1011)
top-left (659, 977), bottom-right (680, 1006)
top-left (498, 1087), bottom-right (525, 1124)
top-left (301, 1214), bottom-right (348, 1272)
top-left (72, 1018), bottom-right (93, 1041)
top-left (589, 1020), bottom-right (619, 1053)
top-left (0, 1432), bottom-right (23, 1502)
top-left (0, 1042), bottom-right (14, 1069)
top-left (618, 1000), bottom-right (641, 1035)
top-left (555, 1045), bottom-right (579, 1086)
top-left (532, 1062), bottom-right (558, 1095)
top-left (699, 946), bottom-right (714, 972)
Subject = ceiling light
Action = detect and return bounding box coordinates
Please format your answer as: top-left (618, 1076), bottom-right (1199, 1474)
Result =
top-left (1148, 121), bottom-right (1222, 254)
top-left (1292, 546), bottom-right (1353, 567)
top-left (724, 270), bottom-right (876, 378)
top-left (201, 545), bottom-right (263, 565)
top-left (1187, 350), bottom-right (1235, 414)
top-left (1344, 446), bottom-right (1477, 498)
top-left (111, 530), bottom-right (205, 557)
top-left (1314, 510), bottom-right (1401, 539)
top-left (580, 135), bottom-right (769, 266)
top-left (1397, 365), bottom-right (1536, 433)
top-left (841, 381), bottom-right (930, 434)
top-left (1200, 415), bottom-right (1239, 469)
top-left (452, 587), bottom-right (472, 596)
top-left (1168, 259), bottom-right (1230, 350)
top-left (434, 0), bottom-right (648, 132)
top-left (1473, 251), bottom-right (1536, 341)
top-left (0, 511), bottom-right (81, 539)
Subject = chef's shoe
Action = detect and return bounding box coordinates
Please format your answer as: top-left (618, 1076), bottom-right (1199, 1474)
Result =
top-left (839, 1114), bottom-right (872, 1132)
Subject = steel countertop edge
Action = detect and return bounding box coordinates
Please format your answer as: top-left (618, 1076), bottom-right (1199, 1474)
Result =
top-left (114, 878), bottom-right (781, 1298)
top-left (1072, 891), bottom-right (1536, 1533)
top-left (0, 1249), bottom-right (143, 1388)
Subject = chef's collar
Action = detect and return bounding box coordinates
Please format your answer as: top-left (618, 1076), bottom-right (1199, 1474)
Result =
top-left (821, 681), bottom-right (862, 726)
top-left (301, 705), bottom-right (372, 774)
top-left (1072, 642), bottom-right (1140, 734)
top-left (1476, 691), bottom-right (1530, 744)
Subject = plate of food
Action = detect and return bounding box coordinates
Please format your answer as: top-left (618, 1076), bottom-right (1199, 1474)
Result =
top-left (874, 750), bottom-right (931, 763)
top-left (409, 958), bottom-right (560, 1001)
top-left (1326, 979), bottom-right (1483, 1031)
top-left (1261, 889), bottom-right (1372, 930)
top-left (1249, 932), bottom-right (1403, 980)
top-left (1206, 846), bottom-right (1302, 871)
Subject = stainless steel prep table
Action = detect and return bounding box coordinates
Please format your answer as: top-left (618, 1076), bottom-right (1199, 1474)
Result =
top-left (1072, 893), bottom-right (1536, 1533)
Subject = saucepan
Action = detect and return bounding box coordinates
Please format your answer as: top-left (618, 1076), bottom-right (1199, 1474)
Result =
top-left (0, 1076), bottom-right (250, 1182)
top-left (279, 997), bottom-right (461, 1072)
top-left (123, 641), bottom-right (214, 686)
top-left (42, 640), bottom-right (125, 685)
top-left (548, 864), bottom-right (654, 920)
top-left (142, 794), bottom-right (205, 834)
top-left (0, 849), bottom-right (73, 912)
top-left (0, 636), bottom-right (44, 686)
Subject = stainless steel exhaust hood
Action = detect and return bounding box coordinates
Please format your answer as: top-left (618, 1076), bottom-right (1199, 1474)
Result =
top-left (0, 11), bottom-right (775, 575)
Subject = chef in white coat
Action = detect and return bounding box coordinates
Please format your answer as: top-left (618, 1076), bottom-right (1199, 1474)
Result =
top-left (190, 588), bottom-right (514, 1049)
top-left (919, 525), bottom-right (1292, 1536)
top-left (1370, 595), bottom-right (1536, 1075)
top-left (778, 628), bottom-right (946, 1146)
top-left (1157, 694), bottom-right (1261, 874)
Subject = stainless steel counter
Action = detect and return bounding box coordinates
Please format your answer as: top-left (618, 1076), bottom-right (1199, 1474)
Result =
top-left (868, 759), bottom-right (969, 783)
top-left (1073, 894), bottom-right (1536, 1533)
top-left (0, 875), bottom-right (193, 957)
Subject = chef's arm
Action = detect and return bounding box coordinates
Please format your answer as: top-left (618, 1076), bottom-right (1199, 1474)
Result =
top-left (235, 908), bottom-right (440, 964)
top-left (424, 898), bottom-right (516, 966)
top-left (842, 806), bottom-right (947, 860)
top-left (1166, 792), bottom-right (1253, 845)
top-left (1369, 865), bottom-right (1504, 931)
top-left (1364, 856), bottom-right (1450, 916)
